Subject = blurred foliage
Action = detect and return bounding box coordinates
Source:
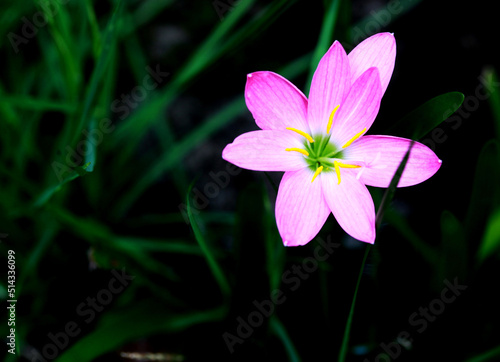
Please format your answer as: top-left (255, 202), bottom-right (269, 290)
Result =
top-left (1, 0), bottom-right (500, 361)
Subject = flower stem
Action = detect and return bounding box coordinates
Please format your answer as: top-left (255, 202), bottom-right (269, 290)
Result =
top-left (338, 244), bottom-right (371, 362)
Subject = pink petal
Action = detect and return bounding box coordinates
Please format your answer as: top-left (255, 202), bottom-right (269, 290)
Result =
top-left (276, 168), bottom-right (331, 246)
top-left (344, 135), bottom-right (442, 187)
top-left (307, 41), bottom-right (350, 135)
top-left (348, 32), bottom-right (396, 95)
top-left (245, 71), bottom-right (310, 132)
top-left (222, 130), bottom-right (308, 172)
top-left (329, 67), bottom-right (382, 146)
top-left (321, 172), bottom-right (376, 243)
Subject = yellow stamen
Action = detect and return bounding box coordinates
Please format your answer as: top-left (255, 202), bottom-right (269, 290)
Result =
top-left (311, 166), bottom-right (324, 183)
top-left (334, 161), bottom-right (341, 185)
top-left (285, 148), bottom-right (309, 157)
top-left (286, 127), bottom-right (314, 143)
top-left (333, 160), bottom-right (361, 185)
top-left (342, 128), bottom-right (367, 148)
top-left (326, 105), bottom-right (340, 134)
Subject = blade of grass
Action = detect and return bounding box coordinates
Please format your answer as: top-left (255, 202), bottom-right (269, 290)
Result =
top-left (0, 95), bottom-right (77, 113)
top-left (270, 316), bottom-right (302, 362)
top-left (376, 141), bottom-right (414, 227)
top-left (111, 0), bottom-right (296, 168)
top-left (465, 140), bottom-right (500, 240)
top-left (483, 67), bottom-right (500, 141)
top-left (133, 0), bottom-right (176, 28)
top-left (186, 183), bottom-right (231, 299)
top-left (476, 208), bottom-right (500, 264)
top-left (111, 52), bottom-right (311, 218)
top-left (84, 0), bottom-right (102, 57)
top-left (339, 141), bottom-right (413, 362)
top-left (56, 303), bottom-right (226, 362)
top-left (16, 217), bottom-right (58, 298)
top-left (114, 237), bottom-right (204, 255)
top-left (263, 185), bottom-right (284, 292)
top-left (338, 243), bottom-right (371, 362)
top-left (466, 344), bottom-right (500, 362)
top-left (70, 0), bottom-right (123, 146)
top-left (33, 162), bottom-right (91, 207)
top-left (305, 0), bottom-right (341, 94)
top-left (113, 0), bottom-right (257, 144)
top-left (439, 210), bottom-right (467, 283)
top-left (43, 0), bottom-right (81, 101)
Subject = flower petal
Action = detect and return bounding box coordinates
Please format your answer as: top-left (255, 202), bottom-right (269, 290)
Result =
top-left (307, 41), bottom-right (350, 135)
top-left (276, 168), bottom-right (330, 246)
top-left (321, 172), bottom-right (376, 243)
top-left (348, 32), bottom-right (396, 95)
top-left (329, 67), bottom-right (382, 146)
top-left (245, 71), bottom-right (309, 132)
top-left (222, 130), bottom-right (308, 172)
top-left (344, 135), bottom-right (442, 187)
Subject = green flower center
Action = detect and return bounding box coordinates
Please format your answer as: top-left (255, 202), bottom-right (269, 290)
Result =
top-left (303, 134), bottom-right (343, 172)
top-left (284, 105), bottom-right (366, 183)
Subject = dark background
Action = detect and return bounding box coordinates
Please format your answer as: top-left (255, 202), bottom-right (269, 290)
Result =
top-left (1, 0), bottom-right (499, 361)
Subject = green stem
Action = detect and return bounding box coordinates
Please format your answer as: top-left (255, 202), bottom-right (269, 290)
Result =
top-left (338, 244), bottom-right (371, 362)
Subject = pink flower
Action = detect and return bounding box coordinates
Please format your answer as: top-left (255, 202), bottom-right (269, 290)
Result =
top-left (222, 33), bottom-right (441, 246)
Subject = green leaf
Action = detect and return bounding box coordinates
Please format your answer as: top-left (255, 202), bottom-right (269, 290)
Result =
top-left (477, 208), bottom-right (500, 263)
top-left (386, 92), bottom-right (465, 140)
top-left (465, 140), bottom-right (500, 241)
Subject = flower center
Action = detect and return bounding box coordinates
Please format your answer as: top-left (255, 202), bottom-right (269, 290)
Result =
top-left (284, 105), bottom-right (366, 184)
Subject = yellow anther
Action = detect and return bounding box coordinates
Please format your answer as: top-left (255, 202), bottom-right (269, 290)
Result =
top-left (326, 105), bottom-right (340, 134)
top-left (333, 160), bottom-right (361, 185)
top-left (285, 148), bottom-right (309, 157)
top-left (342, 127), bottom-right (367, 148)
top-left (286, 127), bottom-right (314, 143)
top-left (311, 166), bottom-right (324, 183)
